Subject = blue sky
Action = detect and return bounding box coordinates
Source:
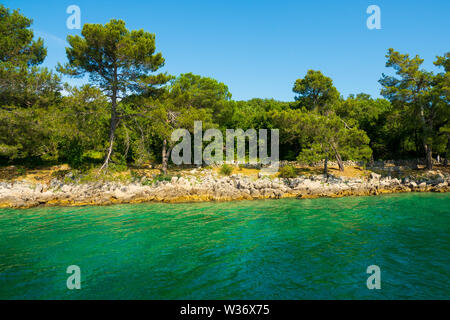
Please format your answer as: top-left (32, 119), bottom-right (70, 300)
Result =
top-left (3, 0), bottom-right (450, 101)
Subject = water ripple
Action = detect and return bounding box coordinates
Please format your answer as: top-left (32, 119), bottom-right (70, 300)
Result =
top-left (0, 193), bottom-right (449, 299)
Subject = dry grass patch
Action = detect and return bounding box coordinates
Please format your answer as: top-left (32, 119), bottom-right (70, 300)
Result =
top-left (0, 164), bottom-right (71, 184)
top-left (286, 165), bottom-right (369, 179)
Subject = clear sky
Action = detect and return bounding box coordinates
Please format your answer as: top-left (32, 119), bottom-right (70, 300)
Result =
top-left (3, 0), bottom-right (450, 101)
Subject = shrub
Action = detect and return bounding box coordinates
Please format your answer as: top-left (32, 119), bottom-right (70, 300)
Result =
top-left (51, 169), bottom-right (71, 179)
top-left (109, 162), bottom-right (128, 172)
top-left (130, 170), bottom-right (143, 182)
top-left (152, 174), bottom-right (172, 183)
top-left (16, 167), bottom-right (26, 176)
top-left (279, 165), bottom-right (297, 178)
top-left (59, 138), bottom-right (84, 169)
top-left (220, 164), bottom-right (233, 176)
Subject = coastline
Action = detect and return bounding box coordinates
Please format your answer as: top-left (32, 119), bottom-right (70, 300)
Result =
top-left (1, 168), bottom-right (449, 209)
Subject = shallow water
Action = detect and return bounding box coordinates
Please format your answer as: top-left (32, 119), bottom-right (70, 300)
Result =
top-left (0, 193), bottom-right (449, 299)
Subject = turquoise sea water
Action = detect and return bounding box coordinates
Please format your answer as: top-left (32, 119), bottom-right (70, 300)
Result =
top-left (0, 193), bottom-right (449, 300)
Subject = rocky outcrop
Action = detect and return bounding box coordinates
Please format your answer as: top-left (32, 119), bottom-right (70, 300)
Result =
top-left (0, 170), bottom-right (449, 208)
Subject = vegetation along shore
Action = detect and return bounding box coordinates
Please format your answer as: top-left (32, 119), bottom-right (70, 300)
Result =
top-left (1, 161), bottom-right (449, 208)
top-left (0, 4), bottom-right (449, 208)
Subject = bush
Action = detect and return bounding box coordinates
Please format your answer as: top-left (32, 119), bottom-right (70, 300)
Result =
top-left (108, 162), bottom-right (128, 173)
top-left (220, 164), bottom-right (233, 176)
top-left (59, 138), bottom-right (84, 169)
top-left (279, 165), bottom-right (297, 178)
top-left (152, 174), bottom-right (172, 183)
top-left (51, 169), bottom-right (71, 179)
top-left (16, 167), bottom-right (26, 176)
top-left (130, 170), bottom-right (143, 182)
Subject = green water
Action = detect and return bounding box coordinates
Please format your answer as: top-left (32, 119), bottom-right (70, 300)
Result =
top-left (0, 193), bottom-right (449, 300)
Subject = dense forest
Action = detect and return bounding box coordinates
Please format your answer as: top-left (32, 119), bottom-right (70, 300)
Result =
top-left (0, 5), bottom-right (449, 174)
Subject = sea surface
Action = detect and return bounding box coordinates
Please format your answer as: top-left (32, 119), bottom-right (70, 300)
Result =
top-left (0, 193), bottom-right (449, 299)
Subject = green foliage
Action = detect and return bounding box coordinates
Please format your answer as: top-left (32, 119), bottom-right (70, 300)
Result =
top-left (219, 164), bottom-right (233, 176)
top-left (290, 112), bottom-right (372, 172)
top-left (58, 19), bottom-right (171, 168)
top-left (335, 94), bottom-right (394, 159)
top-left (0, 5), bottom-right (447, 174)
top-left (108, 162), bottom-right (128, 173)
top-left (152, 173), bottom-right (173, 183)
top-left (297, 143), bottom-right (326, 165)
top-left (16, 167), bottom-right (26, 176)
top-left (59, 137), bottom-right (84, 169)
top-left (379, 48), bottom-right (449, 167)
top-left (130, 170), bottom-right (143, 182)
top-left (279, 165), bottom-right (297, 178)
top-left (0, 106), bottom-right (55, 161)
top-left (293, 70), bottom-right (340, 114)
top-left (51, 169), bottom-right (71, 180)
top-left (0, 5), bottom-right (46, 66)
top-left (170, 73), bottom-right (231, 110)
top-left (0, 65), bottom-right (62, 108)
top-left (58, 19), bottom-right (168, 90)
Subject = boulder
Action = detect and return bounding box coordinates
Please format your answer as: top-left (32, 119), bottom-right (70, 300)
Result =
top-left (370, 172), bottom-right (381, 181)
top-left (34, 184), bottom-right (43, 193)
top-left (418, 182), bottom-right (427, 188)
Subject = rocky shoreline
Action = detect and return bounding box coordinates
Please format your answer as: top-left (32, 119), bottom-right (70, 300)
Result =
top-left (1, 169), bottom-right (449, 209)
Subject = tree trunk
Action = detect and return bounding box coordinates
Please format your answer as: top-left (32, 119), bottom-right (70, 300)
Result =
top-left (419, 104), bottom-right (433, 170)
top-left (100, 107), bottom-right (119, 170)
top-left (332, 144), bottom-right (344, 172)
top-left (323, 155), bottom-right (328, 180)
top-left (101, 68), bottom-right (119, 171)
top-left (101, 112), bottom-right (118, 170)
top-left (161, 139), bottom-right (172, 175)
top-left (425, 143), bottom-right (433, 170)
top-left (162, 139), bottom-right (167, 174)
top-left (336, 152), bottom-right (344, 172)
